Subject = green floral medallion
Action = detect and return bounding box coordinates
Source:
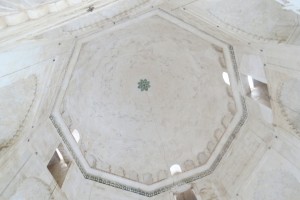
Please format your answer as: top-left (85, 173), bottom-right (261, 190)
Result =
top-left (138, 79), bottom-right (150, 91)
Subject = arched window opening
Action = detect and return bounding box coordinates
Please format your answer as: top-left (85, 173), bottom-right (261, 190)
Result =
top-left (170, 164), bottom-right (182, 176)
top-left (72, 129), bottom-right (80, 143)
top-left (222, 72), bottom-right (230, 85)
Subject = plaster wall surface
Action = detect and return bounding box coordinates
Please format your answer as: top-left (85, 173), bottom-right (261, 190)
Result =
top-left (0, 0), bottom-right (300, 200)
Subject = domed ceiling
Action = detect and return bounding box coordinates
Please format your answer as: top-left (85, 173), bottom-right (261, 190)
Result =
top-left (50, 10), bottom-right (247, 196)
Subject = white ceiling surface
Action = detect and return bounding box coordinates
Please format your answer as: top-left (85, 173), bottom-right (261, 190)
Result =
top-left (61, 15), bottom-right (233, 178)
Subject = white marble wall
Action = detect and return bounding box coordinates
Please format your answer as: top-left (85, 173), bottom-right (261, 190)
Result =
top-left (194, 41), bottom-right (300, 200)
top-left (0, 36), bottom-right (75, 199)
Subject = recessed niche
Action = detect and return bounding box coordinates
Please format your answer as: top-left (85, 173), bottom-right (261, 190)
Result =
top-left (240, 74), bottom-right (272, 123)
top-left (47, 144), bottom-right (71, 187)
top-left (175, 189), bottom-right (197, 200)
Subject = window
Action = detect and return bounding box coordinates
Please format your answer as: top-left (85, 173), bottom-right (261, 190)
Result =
top-left (222, 72), bottom-right (230, 85)
top-left (242, 74), bottom-right (273, 123)
top-left (55, 148), bottom-right (64, 161)
top-left (47, 144), bottom-right (71, 187)
top-left (247, 76), bottom-right (271, 108)
top-left (72, 129), bottom-right (80, 143)
top-left (170, 164), bottom-right (182, 175)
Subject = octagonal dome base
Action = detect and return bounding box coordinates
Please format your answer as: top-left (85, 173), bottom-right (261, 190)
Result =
top-left (50, 10), bottom-right (247, 197)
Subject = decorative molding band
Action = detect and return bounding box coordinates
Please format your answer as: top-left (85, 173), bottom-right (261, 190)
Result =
top-left (49, 44), bottom-right (248, 197)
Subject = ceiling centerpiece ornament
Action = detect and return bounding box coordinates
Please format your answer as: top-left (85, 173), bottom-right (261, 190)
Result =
top-left (138, 79), bottom-right (150, 91)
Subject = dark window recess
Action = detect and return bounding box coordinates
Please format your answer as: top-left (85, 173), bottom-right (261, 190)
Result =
top-left (47, 143), bottom-right (71, 187)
